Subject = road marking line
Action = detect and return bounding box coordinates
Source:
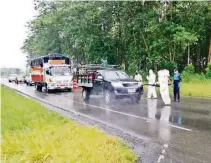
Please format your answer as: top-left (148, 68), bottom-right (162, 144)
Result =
top-left (65, 99), bottom-right (192, 132)
top-left (157, 155), bottom-right (164, 163)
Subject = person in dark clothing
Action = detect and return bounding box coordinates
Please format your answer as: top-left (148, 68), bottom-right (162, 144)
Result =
top-left (173, 69), bottom-right (182, 102)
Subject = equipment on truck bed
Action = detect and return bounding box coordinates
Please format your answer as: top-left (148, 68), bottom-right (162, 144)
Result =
top-left (76, 64), bottom-right (120, 87)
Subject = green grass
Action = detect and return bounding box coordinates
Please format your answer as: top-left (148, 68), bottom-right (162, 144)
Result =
top-left (1, 86), bottom-right (137, 163)
top-left (151, 80), bottom-right (211, 98)
top-left (179, 81), bottom-right (211, 97)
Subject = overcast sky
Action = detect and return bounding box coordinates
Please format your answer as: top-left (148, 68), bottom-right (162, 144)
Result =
top-left (0, 0), bottom-right (35, 70)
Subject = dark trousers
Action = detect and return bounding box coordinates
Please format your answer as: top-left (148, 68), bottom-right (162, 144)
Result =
top-left (173, 82), bottom-right (180, 101)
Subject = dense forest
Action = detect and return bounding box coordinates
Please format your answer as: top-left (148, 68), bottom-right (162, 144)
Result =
top-left (22, 1), bottom-right (211, 74)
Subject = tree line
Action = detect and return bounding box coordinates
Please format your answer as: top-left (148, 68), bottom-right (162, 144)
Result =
top-left (22, 1), bottom-right (211, 74)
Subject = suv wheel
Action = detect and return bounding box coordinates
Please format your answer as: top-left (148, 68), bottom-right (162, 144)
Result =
top-left (104, 91), bottom-right (112, 104)
top-left (82, 88), bottom-right (90, 102)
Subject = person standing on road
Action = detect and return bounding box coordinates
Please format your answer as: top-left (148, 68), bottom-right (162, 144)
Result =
top-left (173, 69), bottom-right (182, 102)
top-left (134, 71), bottom-right (142, 82)
top-left (158, 69), bottom-right (171, 105)
top-left (147, 69), bottom-right (157, 99)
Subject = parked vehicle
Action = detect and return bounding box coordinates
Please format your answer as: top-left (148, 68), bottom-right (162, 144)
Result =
top-left (15, 75), bottom-right (25, 84)
top-left (25, 74), bottom-right (35, 86)
top-left (77, 64), bottom-right (143, 104)
top-left (30, 53), bottom-right (73, 92)
top-left (8, 74), bottom-right (17, 82)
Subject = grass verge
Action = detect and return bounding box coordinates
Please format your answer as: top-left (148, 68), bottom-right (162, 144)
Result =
top-left (179, 82), bottom-right (211, 97)
top-left (151, 80), bottom-right (211, 98)
top-left (1, 86), bottom-right (137, 163)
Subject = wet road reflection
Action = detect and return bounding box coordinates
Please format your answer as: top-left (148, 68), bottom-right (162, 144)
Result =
top-left (2, 81), bottom-right (211, 163)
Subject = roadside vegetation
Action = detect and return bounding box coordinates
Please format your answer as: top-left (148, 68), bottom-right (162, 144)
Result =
top-left (169, 64), bottom-right (211, 97)
top-left (178, 64), bottom-right (211, 97)
top-left (21, 1), bottom-right (211, 98)
top-left (1, 86), bottom-right (137, 163)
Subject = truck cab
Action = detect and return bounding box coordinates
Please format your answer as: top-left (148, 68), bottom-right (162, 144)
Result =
top-left (44, 65), bottom-right (73, 91)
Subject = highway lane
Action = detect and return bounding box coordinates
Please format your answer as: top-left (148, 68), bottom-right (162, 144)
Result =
top-left (2, 80), bottom-right (211, 163)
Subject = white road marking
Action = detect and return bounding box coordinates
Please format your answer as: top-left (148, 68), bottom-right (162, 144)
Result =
top-left (67, 99), bottom-right (192, 132)
top-left (162, 149), bottom-right (166, 154)
top-left (157, 144), bottom-right (169, 163)
top-left (157, 155), bottom-right (164, 163)
top-left (164, 144), bottom-right (169, 148)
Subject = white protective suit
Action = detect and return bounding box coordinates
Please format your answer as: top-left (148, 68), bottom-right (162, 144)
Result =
top-left (158, 69), bottom-right (171, 105)
top-left (147, 69), bottom-right (157, 99)
top-left (134, 73), bottom-right (142, 82)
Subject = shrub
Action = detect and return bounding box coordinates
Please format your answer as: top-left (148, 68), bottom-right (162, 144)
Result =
top-left (183, 64), bottom-right (195, 74)
top-left (205, 63), bottom-right (211, 79)
top-left (157, 60), bottom-right (177, 75)
top-left (127, 61), bottom-right (137, 76)
top-left (182, 64), bottom-right (195, 83)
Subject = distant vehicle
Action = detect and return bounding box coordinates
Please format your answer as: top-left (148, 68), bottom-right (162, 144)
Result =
top-left (77, 64), bottom-right (143, 104)
top-left (15, 75), bottom-right (25, 84)
top-left (30, 53), bottom-right (73, 92)
top-left (25, 74), bottom-right (34, 86)
top-left (8, 74), bottom-right (17, 82)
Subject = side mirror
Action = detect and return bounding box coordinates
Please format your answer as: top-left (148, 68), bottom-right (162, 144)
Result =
top-left (97, 76), bottom-right (103, 80)
top-left (46, 70), bottom-right (50, 75)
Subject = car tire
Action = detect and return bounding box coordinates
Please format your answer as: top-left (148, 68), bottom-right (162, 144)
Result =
top-left (35, 83), bottom-right (42, 91)
top-left (43, 83), bottom-right (51, 93)
top-left (82, 88), bottom-right (90, 102)
top-left (35, 84), bottom-right (39, 91)
top-left (104, 91), bottom-right (113, 104)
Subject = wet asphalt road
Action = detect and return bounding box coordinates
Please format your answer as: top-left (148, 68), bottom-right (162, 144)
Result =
top-left (2, 80), bottom-right (211, 163)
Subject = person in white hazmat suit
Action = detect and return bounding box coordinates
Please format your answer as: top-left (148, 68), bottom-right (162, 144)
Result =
top-left (158, 69), bottom-right (171, 105)
top-left (134, 71), bottom-right (142, 82)
top-left (147, 69), bottom-right (157, 99)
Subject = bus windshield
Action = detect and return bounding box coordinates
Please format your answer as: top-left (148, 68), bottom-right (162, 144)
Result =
top-left (50, 67), bottom-right (71, 76)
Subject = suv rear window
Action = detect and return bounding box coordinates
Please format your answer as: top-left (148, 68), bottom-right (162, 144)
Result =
top-left (104, 71), bottom-right (129, 80)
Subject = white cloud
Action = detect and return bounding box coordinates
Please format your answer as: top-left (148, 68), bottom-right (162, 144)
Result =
top-left (0, 0), bottom-right (35, 70)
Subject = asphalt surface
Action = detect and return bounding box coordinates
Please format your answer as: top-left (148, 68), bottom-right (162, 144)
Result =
top-left (2, 79), bottom-right (211, 163)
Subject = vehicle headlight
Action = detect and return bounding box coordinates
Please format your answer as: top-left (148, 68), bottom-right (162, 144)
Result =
top-left (111, 82), bottom-right (122, 87)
